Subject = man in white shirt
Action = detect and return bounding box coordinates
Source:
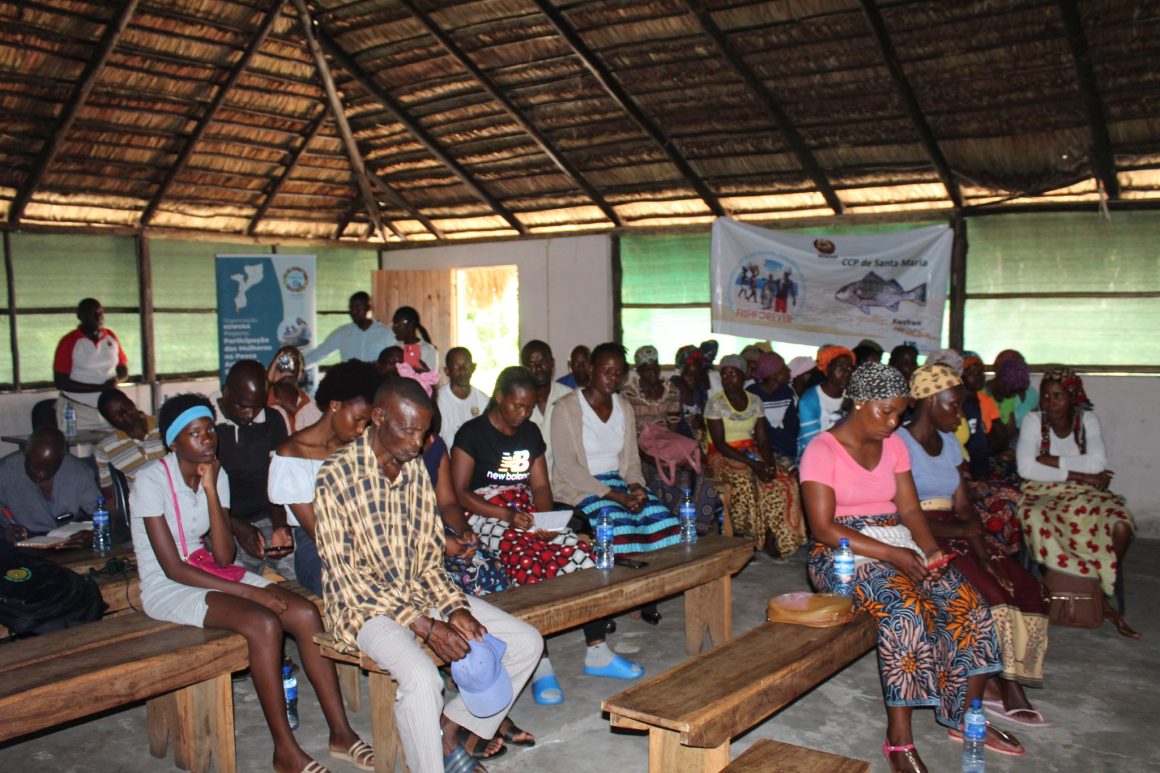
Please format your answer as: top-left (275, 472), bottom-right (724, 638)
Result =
top-left (435, 347), bottom-right (489, 449)
top-left (304, 291), bottom-right (396, 367)
top-left (521, 340), bottom-right (573, 474)
top-left (53, 298), bottom-right (129, 431)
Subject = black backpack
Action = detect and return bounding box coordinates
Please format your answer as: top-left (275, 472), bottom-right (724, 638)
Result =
top-left (0, 542), bottom-right (106, 638)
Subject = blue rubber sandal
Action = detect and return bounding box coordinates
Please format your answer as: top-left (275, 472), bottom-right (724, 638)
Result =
top-left (584, 653), bottom-right (645, 680)
top-left (442, 745), bottom-right (484, 773)
top-left (532, 674), bottom-right (564, 705)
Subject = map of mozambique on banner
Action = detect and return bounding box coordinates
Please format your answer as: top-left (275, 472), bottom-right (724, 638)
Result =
top-left (710, 218), bottom-right (953, 351)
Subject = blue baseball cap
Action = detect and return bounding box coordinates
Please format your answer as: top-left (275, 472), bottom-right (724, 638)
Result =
top-left (450, 633), bottom-right (512, 718)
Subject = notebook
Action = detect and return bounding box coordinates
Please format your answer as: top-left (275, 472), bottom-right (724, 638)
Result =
top-left (16, 521), bottom-right (92, 549)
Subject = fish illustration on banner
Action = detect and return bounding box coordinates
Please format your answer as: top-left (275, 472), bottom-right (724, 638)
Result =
top-left (711, 218), bottom-right (952, 351)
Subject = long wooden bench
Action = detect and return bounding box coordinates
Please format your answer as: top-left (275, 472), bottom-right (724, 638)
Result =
top-left (602, 615), bottom-right (877, 773)
top-left (317, 535), bottom-right (754, 773)
top-left (722, 738), bottom-right (869, 773)
top-left (0, 612), bottom-right (248, 773)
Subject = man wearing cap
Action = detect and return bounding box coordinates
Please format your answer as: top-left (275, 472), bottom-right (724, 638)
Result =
top-left (314, 377), bottom-right (542, 772)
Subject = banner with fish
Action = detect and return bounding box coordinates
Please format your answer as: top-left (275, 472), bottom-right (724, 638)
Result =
top-left (215, 253), bottom-right (316, 382)
top-left (710, 218), bottom-right (952, 351)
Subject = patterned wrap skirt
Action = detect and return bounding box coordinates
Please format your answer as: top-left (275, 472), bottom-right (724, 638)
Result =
top-left (807, 514), bottom-right (1001, 728)
top-left (641, 457), bottom-right (723, 536)
top-left (468, 484), bottom-right (594, 586)
top-left (443, 526), bottom-right (509, 597)
top-left (707, 440), bottom-right (806, 556)
top-left (1019, 480), bottom-right (1136, 596)
top-left (579, 472), bottom-right (682, 553)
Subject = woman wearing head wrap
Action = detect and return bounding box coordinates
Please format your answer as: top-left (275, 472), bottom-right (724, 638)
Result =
top-left (746, 351), bottom-right (799, 465)
top-left (985, 350), bottom-right (1038, 433)
top-left (800, 363), bottom-right (1015, 771)
top-left (705, 355), bottom-right (806, 557)
top-left (899, 365), bottom-right (1051, 729)
top-left (1016, 368), bottom-right (1139, 638)
top-left (670, 345), bottom-right (710, 439)
top-left (795, 345), bottom-right (855, 460)
top-left (787, 356), bottom-right (817, 397)
top-left (131, 394), bottom-right (374, 772)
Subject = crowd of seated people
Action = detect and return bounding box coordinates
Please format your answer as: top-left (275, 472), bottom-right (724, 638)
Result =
top-left (0, 292), bottom-right (1145, 773)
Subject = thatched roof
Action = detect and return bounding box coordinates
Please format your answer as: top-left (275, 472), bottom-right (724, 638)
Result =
top-left (3, 0), bottom-right (1160, 243)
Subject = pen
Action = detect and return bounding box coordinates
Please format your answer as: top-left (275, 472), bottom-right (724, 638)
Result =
top-left (1, 507), bottom-right (14, 523)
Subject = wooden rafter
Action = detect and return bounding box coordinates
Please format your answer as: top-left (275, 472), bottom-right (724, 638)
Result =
top-left (314, 26), bottom-right (528, 235)
top-left (247, 105), bottom-right (331, 235)
top-left (139, 0), bottom-right (289, 226)
top-left (532, 0), bottom-right (727, 218)
top-left (9, 0), bottom-right (141, 224)
top-left (859, 0), bottom-right (962, 208)
top-left (291, 0), bottom-right (398, 242)
top-left (682, 0), bottom-right (843, 215)
top-left (1057, 0), bottom-right (1119, 198)
top-left (396, 0), bottom-right (621, 227)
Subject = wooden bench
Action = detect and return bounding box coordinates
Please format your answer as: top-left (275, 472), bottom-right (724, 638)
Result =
top-left (603, 616), bottom-right (877, 773)
top-left (0, 612), bottom-right (248, 773)
top-left (317, 535), bottom-right (754, 772)
top-left (722, 738), bottom-right (869, 772)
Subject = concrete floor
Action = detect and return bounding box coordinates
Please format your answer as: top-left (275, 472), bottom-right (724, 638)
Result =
top-left (1, 539), bottom-right (1157, 773)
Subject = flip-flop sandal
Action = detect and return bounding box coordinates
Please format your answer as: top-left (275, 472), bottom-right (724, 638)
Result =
top-left (532, 673), bottom-right (564, 705)
top-left (443, 746), bottom-right (486, 773)
top-left (583, 653), bottom-right (645, 680)
top-left (330, 739), bottom-right (375, 770)
top-left (455, 725), bottom-right (506, 761)
top-left (948, 723), bottom-right (1025, 757)
top-left (300, 761), bottom-right (332, 773)
top-left (499, 720), bottom-right (536, 748)
top-left (982, 699), bottom-right (1053, 728)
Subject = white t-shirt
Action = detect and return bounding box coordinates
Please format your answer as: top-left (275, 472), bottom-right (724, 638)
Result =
top-left (437, 385), bottom-right (490, 449)
top-left (267, 454), bottom-right (325, 527)
top-left (818, 389), bottom-right (845, 432)
top-left (580, 393), bottom-right (625, 475)
top-left (530, 381), bottom-right (574, 473)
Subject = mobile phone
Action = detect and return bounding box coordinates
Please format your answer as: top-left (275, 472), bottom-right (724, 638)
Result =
top-left (926, 553), bottom-right (954, 571)
top-left (403, 343), bottom-right (421, 368)
top-left (276, 353), bottom-right (295, 372)
top-left (614, 557), bottom-right (648, 569)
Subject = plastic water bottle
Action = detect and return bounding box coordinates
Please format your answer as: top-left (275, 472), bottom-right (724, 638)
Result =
top-left (833, 537), bottom-right (855, 597)
top-left (91, 496), bottom-right (111, 555)
top-left (282, 663), bottom-right (299, 731)
top-left (594, 508), bottom-right (615, 570)
top-left (962, 697), bottom-right (987, 772)
top-left (64, 403), bottom-right (77, 441)
top-left (679, 487), bottom-right (698, 545)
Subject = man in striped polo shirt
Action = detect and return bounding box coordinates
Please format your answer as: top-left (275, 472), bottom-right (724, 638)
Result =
top-left (94, 389), bottom-right (166, 523)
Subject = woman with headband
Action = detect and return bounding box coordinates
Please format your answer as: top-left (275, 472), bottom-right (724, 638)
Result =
top-left (900, 364), bottom-right (1051, 729)
top-left (131, 394), bottom-right (373, 773)
top-left (800, 363), bottom-right (1020, 772)
top-left (1016, 367), bottom-right (1139, 638)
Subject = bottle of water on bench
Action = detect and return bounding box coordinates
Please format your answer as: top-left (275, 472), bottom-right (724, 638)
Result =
top-left (282, 662), bottom-right (299, 731)
top-left (92, 496), bottom-right (111, 555)
top-left (594, 508), bottom-right (615, 570)
top-left (833, 538), bottom-right (854, 597)
top-left (64, 402), bottom-right (77, 441)
top-left (962, 697), bottom-right (986, 772)
top-left (679, 487), bottom-right (697, 545)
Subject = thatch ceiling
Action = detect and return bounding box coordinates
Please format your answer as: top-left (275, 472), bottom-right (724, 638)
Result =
top-left (2, 0), bottom-right (1160, 243)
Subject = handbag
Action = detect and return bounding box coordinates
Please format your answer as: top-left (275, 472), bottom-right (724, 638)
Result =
top-left (637, 422), bottom-right (702, 486)
top-left (1043, 569), bottom-right (1103, 628)
top-left (767, 592), bottom-right (856, 628)
top-left (161, 460), bottom-right (246, 583)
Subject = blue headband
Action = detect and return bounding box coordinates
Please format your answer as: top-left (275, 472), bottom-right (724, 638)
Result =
top-left (165, 406), bottom-right (214, 447)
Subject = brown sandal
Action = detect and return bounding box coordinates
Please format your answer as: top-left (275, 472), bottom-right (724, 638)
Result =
top-left (1105, 603), bottom-right (1142, 639)
top-left (882, 740), bottom-right (927, 773)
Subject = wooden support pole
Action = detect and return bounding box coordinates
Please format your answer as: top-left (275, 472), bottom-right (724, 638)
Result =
top-left (1058, 0), bottom-right (1120, 199)
top-left (611, 234), bottom-right (623, 344)
top-left (291, 0), bottom-right (399, 243)
top-left (9, 0), bottom-right (141, 224)
top-left (949, 216), bottom-right (968, 352)
top-left (3, 231), bottom-right (19, 389)
top-left (135, 234), bottom-right (157, 410)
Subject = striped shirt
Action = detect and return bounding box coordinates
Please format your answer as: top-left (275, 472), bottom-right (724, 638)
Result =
top-left (94, 415), bottom-right (167, 488)
top-left (313, 433), bottom-right (467, 653)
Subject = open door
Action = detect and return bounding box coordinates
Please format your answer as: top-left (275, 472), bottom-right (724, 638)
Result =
top-left (372, 269), bottom-right (454, 357)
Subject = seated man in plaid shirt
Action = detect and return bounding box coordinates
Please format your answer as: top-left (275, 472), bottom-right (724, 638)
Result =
top-left (314, 377), bottom-right (542, 772)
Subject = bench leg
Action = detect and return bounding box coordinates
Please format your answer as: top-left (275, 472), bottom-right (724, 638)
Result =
top-left (146, 674), bottom-right (236, 773)
top-left (648, 727), bottom-right (728, 773)
top-left (368, 670), bottom-right (407, 773)
top-left (337, 662), bottom-right (363, 713)
top-left (684, 575), bottom-right (732, 655)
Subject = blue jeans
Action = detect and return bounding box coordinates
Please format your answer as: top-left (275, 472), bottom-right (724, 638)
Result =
top-left (293, 526), bottom-right (322, 597)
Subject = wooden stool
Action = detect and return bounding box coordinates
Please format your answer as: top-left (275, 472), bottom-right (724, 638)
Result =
top-left (724, 738), bottom-right (869, 772)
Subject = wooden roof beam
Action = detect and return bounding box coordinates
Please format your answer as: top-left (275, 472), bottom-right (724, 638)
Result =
top-left (314, 27), bottom-right (527, 235)
top-left (247, 105), bottom-right (331, 235)
top-left (681, 0), bottom-right (842, 215)
top-left (859, 0), bottom-right (962, 209)
top-left (1057, 0), bottom-right (1119, 199)
top-left (291, 0), bottom-right (400, 242)
top-left (9, 0), bottom-right (141, 224)
top-left (531, 0), bottom-right (727, 218)
top-left (397, 0), bottom-right (621, 227)
top-left (139, 0), bottom-right (288, 226)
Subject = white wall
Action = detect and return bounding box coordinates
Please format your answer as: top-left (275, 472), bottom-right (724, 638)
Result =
top-left (381, 234), bottom-right (613, 378)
